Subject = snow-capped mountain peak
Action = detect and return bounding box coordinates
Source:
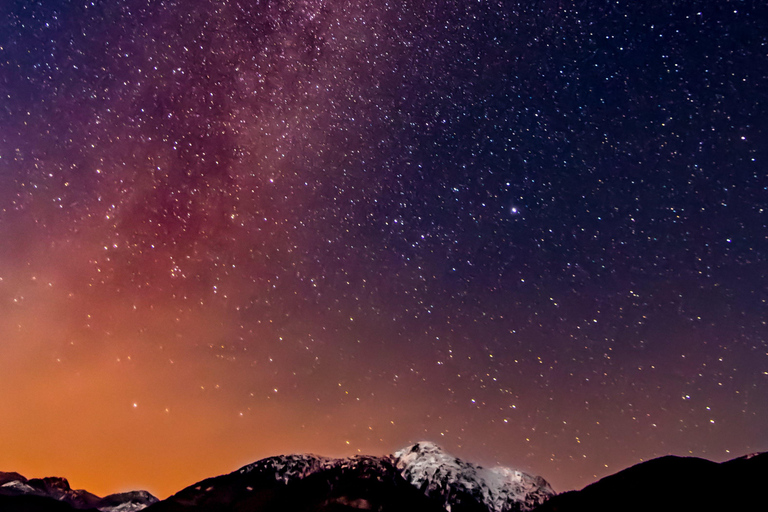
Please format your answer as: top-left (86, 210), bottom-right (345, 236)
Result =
top-left (135, 442), bottom-right (553, 512)
top-left (394, 442), bottom-right (554, 512)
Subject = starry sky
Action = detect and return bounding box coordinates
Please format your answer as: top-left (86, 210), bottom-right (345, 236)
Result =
top-left (1, 0), bottom-right (767, 500)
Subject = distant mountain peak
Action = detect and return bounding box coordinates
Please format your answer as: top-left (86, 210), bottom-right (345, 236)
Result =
top-left (0, 471), bottom-right (157, 512)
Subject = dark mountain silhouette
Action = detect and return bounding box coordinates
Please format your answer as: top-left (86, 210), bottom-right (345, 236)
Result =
top-left (0, 494), bottom-right (83, 512)
top-left (533, 452), bottom-right (768, 512)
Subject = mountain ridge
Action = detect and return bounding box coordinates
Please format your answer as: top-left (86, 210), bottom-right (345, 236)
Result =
top-left (0, 472), bottom-right (158, 512)
top-left (3, 445), bottom-right (766, 512)
top-left (150, 442), bottom-right (553, 512)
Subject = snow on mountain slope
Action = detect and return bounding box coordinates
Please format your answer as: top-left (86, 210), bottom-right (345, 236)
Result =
top-left (238, 453), bottom-right (337, 483)
top-left (394, 442), bottom-right (554, 512)
top-left (96, 490), bottom-right (159, 512)
top-left (1, 479), bottom-right (38, 494)
top-left (175, 442), bottom-right (553, 512)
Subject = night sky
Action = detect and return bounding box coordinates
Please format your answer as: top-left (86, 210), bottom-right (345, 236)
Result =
top-left (1, 0), bottom-right (767, 500)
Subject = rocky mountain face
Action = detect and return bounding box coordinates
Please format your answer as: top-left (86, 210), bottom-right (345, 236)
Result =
top-left (146, 453), bottom-right (440, 512)
top-left (0, 472), bottom-right (158, 512)
top-left (147, 442), bottom-right (553, 512)
top-left (534, 451), bottom-right (768, 512)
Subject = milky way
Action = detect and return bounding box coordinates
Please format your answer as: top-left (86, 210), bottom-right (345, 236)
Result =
top-left (1, 0), bottom-right (767, 498)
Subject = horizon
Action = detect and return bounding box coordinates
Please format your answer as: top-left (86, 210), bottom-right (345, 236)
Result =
top-left (1, 439), bottom-right (758, 499)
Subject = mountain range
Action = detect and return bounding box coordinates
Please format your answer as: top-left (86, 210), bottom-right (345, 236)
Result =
top-left (2, 442), bottom-right (765, 512)
top-left (0, 471), bottom-right (157, 512)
